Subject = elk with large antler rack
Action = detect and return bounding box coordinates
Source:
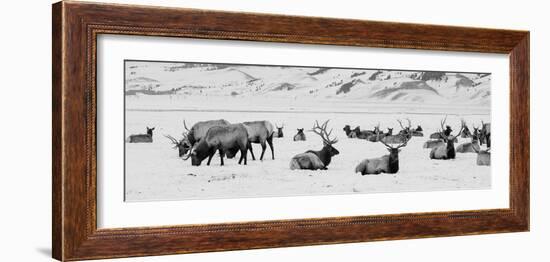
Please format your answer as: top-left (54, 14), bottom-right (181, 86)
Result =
top-left (355, 132), bottom-right (411, 175)
top-left (290, 120), bottom-right (340, 170)
top-left (429, 116), bottom-right (464, 160)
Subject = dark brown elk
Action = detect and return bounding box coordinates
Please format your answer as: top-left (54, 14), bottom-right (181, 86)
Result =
top-left (479, 121), bottom-right (491, 148)
top-left (164, 134), bottom-right (188, 157)
top-left (429, 118), bottom-right (464, 160)
top-left (456, 132), bottom-right (480, 153)
top-left (293, 128), bottom-right (306, 141)
top-left (355, 135), bottom-right (411, 175)
top-left (243, 121), bottom-right (275, 160)
top-left (181, 119), bottom-right (230, 156)
top-left (473, 147), bottom-right (491, 166)
top-left (127, 127), bottom-right (155, 143)
top-left (275, 123), bottom-right (284, 138)
top-left (290, 120), bottom-right (339, 170)
top-left (182, 123), bottom-right (249, 166)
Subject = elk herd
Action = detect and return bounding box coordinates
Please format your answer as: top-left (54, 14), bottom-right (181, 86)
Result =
top-left (127, 115), bottom-right (491, 175)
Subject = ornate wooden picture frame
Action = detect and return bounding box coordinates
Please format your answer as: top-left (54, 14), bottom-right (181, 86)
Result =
top-left (52, 1), bottom-right (529, 261)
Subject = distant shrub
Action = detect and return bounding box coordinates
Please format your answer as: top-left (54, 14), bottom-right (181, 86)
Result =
top-left (420, 71), bottom-right (446, 81)
top-left (230, 91), bottom-right (239, 96)
top-left (369, 71), bottom-right (383, 80)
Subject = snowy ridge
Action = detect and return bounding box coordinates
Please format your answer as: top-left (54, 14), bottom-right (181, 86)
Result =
top-left (125, 61), bottom-right (491, 107)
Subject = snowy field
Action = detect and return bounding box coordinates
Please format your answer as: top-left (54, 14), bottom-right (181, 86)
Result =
top-left (125, 98), bottom-right (491, 202)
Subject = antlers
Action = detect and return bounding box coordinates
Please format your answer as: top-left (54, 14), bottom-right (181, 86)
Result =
top-left (380, 134), bottom-right (410, 149)
top-left (310, 120), bottom-right (338, 145)
top-left (164, 134), bottom-right (182, 148)
top-left (397, 118), bottom-right (412, 130)
top-left (438, 115), bottom-right (464, 139)
top-left (183, 120), bottom-right (191, 132)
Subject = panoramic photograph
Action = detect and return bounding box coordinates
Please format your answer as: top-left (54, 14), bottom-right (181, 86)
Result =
top-left (124, 60), bottom-right (492, 202)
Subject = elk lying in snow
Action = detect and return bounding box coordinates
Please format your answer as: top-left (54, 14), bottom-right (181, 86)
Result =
top-left (242, 121), bottom-right (275, 160)
top-left (290, 120), bottom-right (339, 170)
top-left (348, 126), bottom-right (371, 139)
top-left (479, 121), bottom-right (491, 148)
top-left (355, 135), bottom-right (411, 175)
top-left (473, 147), bottom-right (491, 166)
top-left (293, 128), bottom-right (306, 141)
top-left (127, 127), bottom-right (155, 143)
top-left (182, 123), bottom-right (249, 166)
top-left (412, 125), bottom-right (424, 137)
top-left (429, 117), bottom-right (464, 160)
top-left (456, 133), bottom-right (480, 153)
top-left (275, 123), bottom-right (284, 138)
top-left (382, 120), bottom-right (410, 144)
top-left (164, 134), bottom-right (188, 157)
top-left (343, 125), bottom-right (353, 137)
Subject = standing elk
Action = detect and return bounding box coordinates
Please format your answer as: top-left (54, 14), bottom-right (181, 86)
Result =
top-left (479, 121), bottom-right (491, 148)
top-left (473, 147), bottom-right (491, 166)
top-left (164, 134), bottom-right (188, 157)
top-left (275, 123), bottom-right (284, 138)
top-left (429, 118), bottom-right (464, 160)
top-left (126, 127), bottom-right (155, 143)
top-left (293, 128), bottom-right (307, 141)
top-left (456, 131), bottom-right (480, 153)
top-left (242, 121), bottom-right (275, 161)
top-left (355, 135), bottom-right (411, 175)
top-left (181, 119), bottom-right (230, 156)
top-left (182, 123), bottom-right (249, 166)
top-left (290, 120), bottom-right (339, 170)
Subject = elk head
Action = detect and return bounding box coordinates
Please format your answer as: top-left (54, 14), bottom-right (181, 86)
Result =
top-left (310, 120), bottom-right (339, 157)
top-left (275, 123), bottom-right (284, 137)
top-left (387, 127), bottom-right (394, 135)
top-left (439, 117), bottom-right (464, 147)
top-left (146, 127), bottom-right (155, 136)
top-left (380, 133), bottom-right (411, 173)
top-left (164, 134), bottom-right (191, 157)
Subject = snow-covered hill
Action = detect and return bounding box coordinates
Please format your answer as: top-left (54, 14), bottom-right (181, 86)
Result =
top-left (125, 61), bottom-right (491, 107)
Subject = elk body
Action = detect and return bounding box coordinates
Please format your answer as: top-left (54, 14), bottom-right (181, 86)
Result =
top-left (183, 123), bottom-right (249, 166)
top-left (293, 128), bottom-right (306, 141)
top-left (290, 120), bottom-right (339, 170)
top-left (352, 126), bottom-right (375, 140)
top-left (429, 117), bottom-right (464, 160)
top-left (423, 139), bottom-right (444, 149)
top-left (181, 119), bottom-right (230, 156)
top-left (242, 121), bottom-right (275, 160)
top-left (355, 136), bottom-right (410, 175)
top-left (456, 134), bottom-right (480, 153)
top-left (474, 147), bottom-right (491, 166)
top-left (127, 127), bottom-right (155, 143)
top-left (383, 119), bottom-right (412, 143)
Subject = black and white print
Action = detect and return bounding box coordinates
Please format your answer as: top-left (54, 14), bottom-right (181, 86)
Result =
top-left (124, 60), bottom-right (491, 201)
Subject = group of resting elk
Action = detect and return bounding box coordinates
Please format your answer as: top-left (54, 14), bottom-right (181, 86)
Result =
top-left (126, 116), bottom-right (491, 175)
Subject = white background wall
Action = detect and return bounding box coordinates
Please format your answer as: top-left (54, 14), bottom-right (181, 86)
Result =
top-left (0, 0), bottom-right (545, 261)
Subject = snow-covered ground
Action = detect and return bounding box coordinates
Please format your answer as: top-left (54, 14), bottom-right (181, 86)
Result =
top-left (125, 102), bottom-right (490, 202)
